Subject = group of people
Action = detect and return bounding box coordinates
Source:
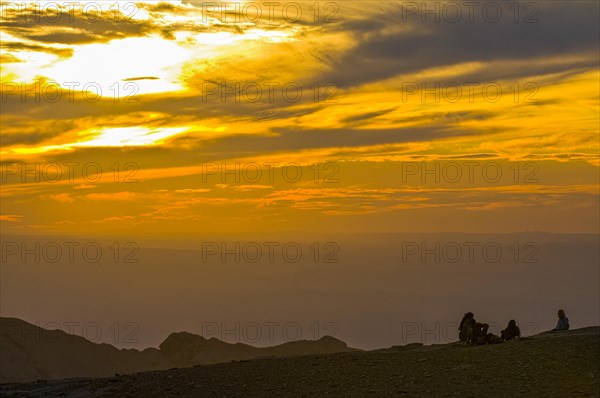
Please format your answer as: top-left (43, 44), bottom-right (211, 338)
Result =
top-left (458, 309), bottom-right (570, 345)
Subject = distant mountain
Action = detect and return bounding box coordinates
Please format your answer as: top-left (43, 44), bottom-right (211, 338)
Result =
top-left (0, 318), bottom-right (357, 383)
top-left (160, 332), bottom-right (356, 367)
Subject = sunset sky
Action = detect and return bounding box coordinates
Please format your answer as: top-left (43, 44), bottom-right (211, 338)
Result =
top-left (1, 0), bottom-right (599, 237)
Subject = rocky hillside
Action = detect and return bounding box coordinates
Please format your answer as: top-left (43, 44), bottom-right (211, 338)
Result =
top-left (0, 326), bottom-right (597, 397)
top-left (0, 318), bottom-right (172, 382)
top-left (0, 317), bottom-right (356, 383)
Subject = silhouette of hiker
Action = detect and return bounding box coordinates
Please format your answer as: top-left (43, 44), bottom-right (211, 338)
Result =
top-left (552, 309), bottom-right (570, 331)
top-left (501, 320), bottom-right (521, 341)
top-left (473, 322), bottom-right (489, 345)
top-left (459, 313), bottom-right (504, 345)
top-left (458, 312), bottom-right (475, 343)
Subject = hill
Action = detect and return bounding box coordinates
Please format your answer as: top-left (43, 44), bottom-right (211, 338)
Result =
top-left (0, 326), bottom-right (597, 397)
top-left (0, 317), bottom-right (356, 383)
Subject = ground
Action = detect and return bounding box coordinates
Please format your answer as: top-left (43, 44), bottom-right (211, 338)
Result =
top-left (1, 327), bottom-right (598, 398)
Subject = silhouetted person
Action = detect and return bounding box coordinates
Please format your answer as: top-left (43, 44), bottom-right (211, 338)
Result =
top-left (501, 320), bottom-right (521, 341)
top-left (552, 309), bottom-right (570, 331)
top-left (473, 322), bottom-right (489, 345)
top-left (458, 312), bottom-right (475, 343)
top-left (485, 332), bottom-right (504, 344)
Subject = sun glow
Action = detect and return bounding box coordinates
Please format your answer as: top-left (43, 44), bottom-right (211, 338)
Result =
top-left (40, 37), bottom-right (191, 95)
top-left (11, 127), bottom-right (190, 154)
top-left (75, 126), bottom-right (189, 147)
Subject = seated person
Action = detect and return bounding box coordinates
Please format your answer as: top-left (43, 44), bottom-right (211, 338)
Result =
top-left (501, 320), bottom-right (521, 341)
top-left (458, 312), bottom-right (475, 343)
top-left (485, 332), bottom-right (504, 344)
top-left (552, 309), bottom-right (570, 331)
top-left (473, 322), bottom-right (489, 345)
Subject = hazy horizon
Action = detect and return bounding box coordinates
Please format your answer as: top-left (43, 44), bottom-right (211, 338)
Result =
top-left (2, 232), bottom-right (598, 350)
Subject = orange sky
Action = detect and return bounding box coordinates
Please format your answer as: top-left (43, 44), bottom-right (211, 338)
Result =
top-left (1, 0), bottom-right (599, 237)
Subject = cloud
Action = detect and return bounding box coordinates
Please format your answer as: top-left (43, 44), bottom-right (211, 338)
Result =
top-left (174, 188), bottom-right (211, 193)
top-left (1, 9), bottom-right (151, 45)
top-left (0, 119), bottom-right (79, 146)
top-left (0, 0), bottom-right (597, 237)
top-left (0, 214), bottom-right (23, 222)
top-left (0, 41), bottom-right (74, 58)
top-left (169, 125), bottom-right (473, 157)
top-left (1, 1), bottom-right (308, 49)
top-left (342, 108), bottom-right (397, 124)
top-left (320, 2), bottom-right (600, 88)
top-left (45, 193), bottom-right (75, 203)
top-left (95, 215), bottom-right (136, 223)
top-left (84, 192), bottom-right (139, 201)
top-left (0, 53), bottom-right (23, 63)
top-left (231, 185), bottom-right (273, 191)
top-left (123, 76), bottom-right (160, 81)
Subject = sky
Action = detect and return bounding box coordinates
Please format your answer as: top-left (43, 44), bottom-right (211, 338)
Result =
top-left (0, 0), bottom-right (598, 237)
top-left (0, 1), bottom-right (599, 349)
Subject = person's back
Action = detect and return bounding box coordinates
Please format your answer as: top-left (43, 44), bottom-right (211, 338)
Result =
top-left (501, 320), bottom-right (521, 341)
top-left (458, 312), bottom-right (475, 343)
top-left (552, 309), bottom-right (570, 331)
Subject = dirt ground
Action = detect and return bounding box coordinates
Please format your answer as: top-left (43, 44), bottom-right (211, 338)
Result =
top-left (1, 327), bottom-right (598, 398)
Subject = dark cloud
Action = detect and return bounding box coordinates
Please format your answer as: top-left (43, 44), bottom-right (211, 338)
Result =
top-left (0, 41), bottom-right (73, 58)
top-left (0, 131), bottom-right (56, 146)
top-left (320, 1), bottom-right (600, 87)
top-left (181, 0), bottom-right (345, 27)
top-left (4, 124), bottom-right (477, 172)
top-left (1, 12), bottom-right (151, 45)
top-left (123, 77), bottom-right (160, 81)
top-left (0, 75), bottom-right (331, 123)
top-left (0, 119), bottom-right (77, 146)
top-left (173, 125), bottom-right (473, 158)
top-left (24, 31), bottom-right (121, 44)
top-left (0, 2), bottom-right (306, 49)
top-left (342, 108), bottom-right (397, 123)
top-left (141, 2), bottom-right (182, 13)
top-left (384, 110), bottom-right (495, 126)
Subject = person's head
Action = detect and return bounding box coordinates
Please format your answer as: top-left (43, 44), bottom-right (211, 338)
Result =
top-left (508, 320), bottom-right (516, 327)
top-left (465, 312), bottom-right (474, 319)
top-left (558, 309), bottom-right (566, 319)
